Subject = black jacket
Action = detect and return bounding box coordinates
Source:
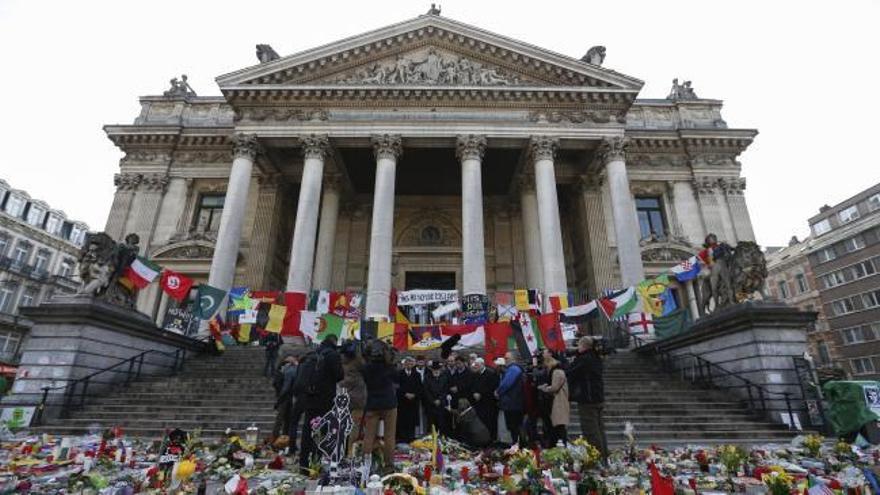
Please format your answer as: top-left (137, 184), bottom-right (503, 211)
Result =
top-left (362, 361), bottom-right (399, 411)
top-left (275, 364), bottom-right (298, 408)
top-left (448, 368), bottom-right (473, 404)
top-left (302, 341), bottom-right (344, 412)
top-left (568, 350), bottom-right (604, 404)
top-left (422, 371), bottom-right (450, 408)
top-left (470, 367), bottom-right (499, 406)
top-left (398, 369), bottom-right (423, 405)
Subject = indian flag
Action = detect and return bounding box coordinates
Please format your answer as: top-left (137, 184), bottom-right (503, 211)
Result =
top-left (121, 256), bottom-right (161, 290)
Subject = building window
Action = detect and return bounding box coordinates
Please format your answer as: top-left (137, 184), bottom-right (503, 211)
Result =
top-left (194, 194), bottom-right (225, 233)
top-left (817, 341), bottom-right (831, 365)
top-left (795, 273), bottom-right (809, 293)
top-left (4, 195), bottom-right (25, 217)
top-left (869, 193), bottom-right (880, 212)
top-left (812, 219), bottom-right (831, 236)
top-left (635, 197), bottom-right (667, 240)
top-left (839, 205), bottom-right (860, 224)
top-left (34, 250), bottom-right (50, 271)
top-left (58, 258), bottom-right (74, 278)
top-left (777, 280), bottom-right (790, 299)
top-left (843, 236), bottom-right (866, 253)
top-left (822, 272), bottom-right (844, 288)
top-left (851, 357), bottom-right (876, 376)
top-left (12, 242), bottom-right (30, 265)
top-left (18, 287), bottom-right (37, 308)
top-left (0, 330), bottom-right (22, 357)
top-left (817, 247), bottom-right (837, 263)
top-left (832, 297), bottom-right (856, 316)
top-left (842, 324), bottom-right (878, 345)
top-left (863, 290), bottom-right (880, 309)
top-left (45, 214), bottom-right (62, 235)
top-left (69, 226), bottom-right (85, 246)
top-left (26, 204), bottom-right (45, 226)
top-left (0, 284), bottom-right (18, 313)
top-left (0, 234), bottom-right (8, 257)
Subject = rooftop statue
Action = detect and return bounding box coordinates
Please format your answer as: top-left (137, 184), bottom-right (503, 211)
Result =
top-left (426, 3), bottom-right (441, 15)
top-left (163, 74), bottom-right (196, 98)
top-left (666, 78), bottom-right (698, 100)
top-left (581, 46), bottom-right (606, 66)
top-left (256, 44), bottom-right (280, 63)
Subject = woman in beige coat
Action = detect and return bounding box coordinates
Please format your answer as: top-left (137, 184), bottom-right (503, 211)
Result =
top-left (538, 353), bottom-right (570, 445)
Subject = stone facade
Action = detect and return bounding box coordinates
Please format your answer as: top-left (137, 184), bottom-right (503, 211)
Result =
top-left (101, 13), bottom-right (758, 323)
top-left (805, 182), bottom-right (880, 379)
top-left (764, 237), bottom-right (834, 366)
top-left (0, 179), bottom-right (88, 366)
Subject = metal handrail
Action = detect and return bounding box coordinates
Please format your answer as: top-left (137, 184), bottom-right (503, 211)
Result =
top-left (30, 343), bottom-right (201, 427)
top-left (636, 343), bottom-right (803, 429)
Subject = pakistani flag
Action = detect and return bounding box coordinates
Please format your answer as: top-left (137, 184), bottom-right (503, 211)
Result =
top-left (195, 284), bottom-right (227, 320)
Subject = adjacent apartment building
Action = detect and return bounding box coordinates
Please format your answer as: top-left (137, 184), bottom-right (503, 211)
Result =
top-left (765, 235), bottom-right (834, 367)
top-left (0, 179), bottom-right (88, 369)
top-left (806, 182), bottom-right (880, 379)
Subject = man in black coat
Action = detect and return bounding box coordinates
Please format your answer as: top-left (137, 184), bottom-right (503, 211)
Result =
top-left (295, 335), bottom-right (344, 471)
top-left (469, 357), bottom-right (500, 442)
top-left (422, 361), bottom-right (451, 435)
top-left (397, 356), bottom-right (422, 442)
top-left (568, 337), bottom-right (607, 463)
top-left (447, 355), bottom-right (472, 406)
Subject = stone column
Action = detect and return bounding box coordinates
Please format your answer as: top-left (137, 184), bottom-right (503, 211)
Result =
top-left (104, 173), bottom-right (141, 239)
top-left (601, 137), bottom-right (645, 287)
top-left (245, 174), bottom-right (283, 288)
top-left (722, 177), bottom-right (756, 242)
top-left (206, 133), bottom-right (260, 296)
top-left (365, 135), bottom-right (403, 319)
top-left (577, 174), bottom-right (615, 292)
top-left (286, 135), bottom-right (330, 293)
top-left (312, 174), bottom-right (342, 290)
top-left (457, 135), bottom-right (488, 296)
top-left (529, 136), bottom-right (568, 298)
top-left (518, 176), bottom-right (544, 291)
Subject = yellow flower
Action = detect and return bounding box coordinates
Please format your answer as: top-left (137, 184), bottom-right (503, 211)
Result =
top-left (175, 458), bottom-right (197, 481)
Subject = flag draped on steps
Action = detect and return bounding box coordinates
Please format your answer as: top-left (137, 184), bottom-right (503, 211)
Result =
top-left (653, 308), bottom-right (691, 339)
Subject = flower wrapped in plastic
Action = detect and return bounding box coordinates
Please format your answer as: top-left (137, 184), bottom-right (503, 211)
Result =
top-left (762, 465), bottom-right (794, 495)
top-left (571, 437), bottom-right (602, 470)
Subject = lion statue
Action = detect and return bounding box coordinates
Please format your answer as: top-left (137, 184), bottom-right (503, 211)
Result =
top-left (697, 235), bottom-right (767, 315)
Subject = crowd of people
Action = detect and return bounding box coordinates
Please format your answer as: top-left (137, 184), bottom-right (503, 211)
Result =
top-left (267, 334), bottom-right (608, 474)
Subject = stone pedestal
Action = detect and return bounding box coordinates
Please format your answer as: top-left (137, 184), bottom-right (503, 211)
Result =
top-left (639, 302), bottom-right (816, 427)
top-left (1, 296), bottom-right (204, 421)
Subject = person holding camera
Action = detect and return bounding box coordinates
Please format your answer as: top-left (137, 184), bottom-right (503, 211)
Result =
top-left (361, 339), bottom-right (399, 472)
top-left (293, 334), bottom-right (344, 471)
top-left (568, 336), bottom-right (608, 462)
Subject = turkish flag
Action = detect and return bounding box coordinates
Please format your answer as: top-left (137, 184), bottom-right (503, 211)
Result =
top-left (160, 270), bottom-right (194, 302)
top-left (537, 312), bottom-right (565, 352)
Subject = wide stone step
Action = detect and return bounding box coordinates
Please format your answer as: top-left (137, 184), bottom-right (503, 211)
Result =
top-left (46, 418), bottom-right (276, 430)
top-left (68, 411), bottom-right (278, 422)
top-left (92, 398), bottom-right (277, 408)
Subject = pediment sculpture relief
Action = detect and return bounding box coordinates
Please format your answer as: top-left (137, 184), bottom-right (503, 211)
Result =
top-left (333, 48), bottom-right (522, 86)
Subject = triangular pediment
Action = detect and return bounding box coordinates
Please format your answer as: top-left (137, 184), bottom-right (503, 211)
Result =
top-left (217, 14), bottom-right (643, 91)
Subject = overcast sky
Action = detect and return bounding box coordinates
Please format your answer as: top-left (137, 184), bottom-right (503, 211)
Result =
top-left (1, 0), bottom-right (878, 247)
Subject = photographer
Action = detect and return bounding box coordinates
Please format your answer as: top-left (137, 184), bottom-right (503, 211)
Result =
top-left (293, 334), bottom-right (344, 472)
top-left (567, 336), bottom-right (608, 462)
top-left (361, 339), bottom-right (399, 472)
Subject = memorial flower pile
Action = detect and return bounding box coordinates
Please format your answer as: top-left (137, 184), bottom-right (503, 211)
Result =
top-left (3, 426), bottom-right (880, 494)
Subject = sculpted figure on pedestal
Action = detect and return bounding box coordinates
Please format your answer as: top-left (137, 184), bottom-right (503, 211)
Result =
top-left (255, 44), bottom-right (280, 63)
top-left (697, 233), bottom-right (767, 315)
top-left (163, 74), bottom-right (196, 97)
top-left (666, 78), bottom-right (698, 100)
top-left (76, 232), bottom-right (141, 307)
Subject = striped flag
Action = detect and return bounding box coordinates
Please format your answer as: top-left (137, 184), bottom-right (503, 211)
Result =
top-left (599, 287), bottom-right (638, 321)
top-left (120, 256), bottom-right (161, 290)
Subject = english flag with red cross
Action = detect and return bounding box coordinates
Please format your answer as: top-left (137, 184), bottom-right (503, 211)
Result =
top-left (627, 312), bottom-right (655, 335)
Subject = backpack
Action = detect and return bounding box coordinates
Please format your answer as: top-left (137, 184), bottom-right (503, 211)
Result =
top-left (292, 349), bottom-right (326, 397)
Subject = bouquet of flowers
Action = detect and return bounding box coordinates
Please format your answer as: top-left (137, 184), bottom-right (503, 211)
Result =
top-left (571, 437), bottom-right (602, 470)
top-left (507, 446), bottom-right (538, 474)
top-left (762, 466), bottom-right (794, 495)
top-left (717, 445), bottom-right (748, 474)
top-left (802, 434), bottom-right (823, 458)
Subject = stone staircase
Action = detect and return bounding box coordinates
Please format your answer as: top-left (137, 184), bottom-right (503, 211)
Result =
top-left (36, 346), bottom-right (799, 446)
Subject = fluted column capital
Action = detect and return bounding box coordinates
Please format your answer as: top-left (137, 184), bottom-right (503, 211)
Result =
top-left (599, 136), bottom-right (629, 163)
top-left (528, 136), bottom-right (559, 162)
top-left (231, 132), bottom-right (262, 160)
top-left (456, 134), bottom-right (487, 161)
top-left (371, 134), bottom-right (403, 160)
top-left (300, 134), bottom-right (331, 159)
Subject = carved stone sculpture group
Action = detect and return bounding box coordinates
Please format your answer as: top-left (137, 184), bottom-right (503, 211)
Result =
top-left (336, 49), bottom-right (521, 86)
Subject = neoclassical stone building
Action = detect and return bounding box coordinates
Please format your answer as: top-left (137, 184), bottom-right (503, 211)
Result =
top-left (102, 12), bottom-right (757, 322)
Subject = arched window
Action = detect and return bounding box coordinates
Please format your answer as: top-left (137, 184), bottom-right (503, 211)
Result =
top-left (420, 226), bottom-right (442, 245)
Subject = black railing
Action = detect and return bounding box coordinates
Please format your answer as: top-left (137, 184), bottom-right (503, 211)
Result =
top-left (635, 342), bottom-right (808, 430)
top-left (31, 347), bottom-right (189, 427)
